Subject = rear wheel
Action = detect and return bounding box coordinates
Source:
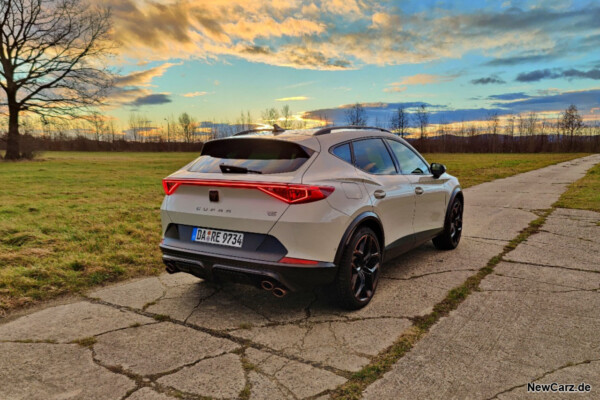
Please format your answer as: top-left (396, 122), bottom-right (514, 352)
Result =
top-left (433, 197), bottom-right (463, 250)
top-left (333, 227), bottom-right (381, 310)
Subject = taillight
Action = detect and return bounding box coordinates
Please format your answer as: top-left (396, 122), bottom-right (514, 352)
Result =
top-left (162, 180), bottom-right (180, 195)
top-left (279, 257), bottom-right (319, 265)
top-left (162, 179), bottom-right (334, 204)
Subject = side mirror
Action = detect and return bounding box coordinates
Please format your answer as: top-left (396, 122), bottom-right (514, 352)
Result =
top-left (430, 163), bottom-right (446, 178)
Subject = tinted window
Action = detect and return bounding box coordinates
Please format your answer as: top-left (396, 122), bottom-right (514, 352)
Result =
top-left (385, 140), bottom-right (429, 174)
top-left (189, 138), bottom-right (312, 174)
top-left (352, 139), bottom-right (396, 175)
top-left (332, 143), bottom-right (352, 164)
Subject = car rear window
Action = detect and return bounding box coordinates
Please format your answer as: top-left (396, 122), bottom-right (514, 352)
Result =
top-left (188, 138), bottom-right (313, 174)
top-left (332, 143), bottom-right (352, 163)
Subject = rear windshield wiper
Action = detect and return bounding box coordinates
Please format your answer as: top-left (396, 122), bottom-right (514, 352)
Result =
top-left (219, 164), bottom-right (263, 174)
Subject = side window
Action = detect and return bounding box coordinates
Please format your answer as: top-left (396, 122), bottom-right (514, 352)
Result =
top-left (385, 140), bottom-right (430, 175)
top-left (352, 139), bottom-right (397, 175)
top-left (331, 143), bottom-right (352, 164)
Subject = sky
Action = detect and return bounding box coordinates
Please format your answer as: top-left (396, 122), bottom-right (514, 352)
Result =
top-left (102, 0), bottom-right (600, 131)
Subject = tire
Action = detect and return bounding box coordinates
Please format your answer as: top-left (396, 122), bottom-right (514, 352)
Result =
top-left (332, 227), bottom-right (381, 310)
top-left (433, 196), bottom-right (463, 250)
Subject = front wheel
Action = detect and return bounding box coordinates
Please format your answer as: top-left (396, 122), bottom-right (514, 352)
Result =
top-left (433, 197), bottom-right (463, 250)
top-left (332, 227), bottom-right (381, 310)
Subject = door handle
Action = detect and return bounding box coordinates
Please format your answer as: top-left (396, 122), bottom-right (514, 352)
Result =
top-left (374, 189), bottom-right (386, 199)
top-left (415, 187), bottom-right (424, 195)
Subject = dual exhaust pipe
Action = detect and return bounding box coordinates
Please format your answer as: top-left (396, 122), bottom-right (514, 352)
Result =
top-left (261, 280), bottom-right (287, 298)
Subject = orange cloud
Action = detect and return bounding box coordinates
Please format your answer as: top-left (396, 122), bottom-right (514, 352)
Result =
top-left (114, 62), bottom-right (179, 87)
top-left (275, 96), bottom-right (310, 101)
top-left (182, 91), bottom-right (209, 97)
top-left (222, 17), bottom-right (325, 41)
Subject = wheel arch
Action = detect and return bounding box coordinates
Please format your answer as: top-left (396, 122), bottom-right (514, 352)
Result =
top-left (445, 186), bottom-right (463, 222)
top-left (334, 212), bottom-right (384, 265)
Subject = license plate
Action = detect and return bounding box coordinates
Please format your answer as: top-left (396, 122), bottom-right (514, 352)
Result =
top-left (192, 227), bottom-right (244, 248)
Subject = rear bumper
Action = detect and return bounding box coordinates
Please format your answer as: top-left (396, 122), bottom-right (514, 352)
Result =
top-left (159, 243), bottom-right (338, 291)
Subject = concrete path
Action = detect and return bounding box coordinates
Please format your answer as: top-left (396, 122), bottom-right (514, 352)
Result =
top-left (1, 155), bottom-right (598, 400)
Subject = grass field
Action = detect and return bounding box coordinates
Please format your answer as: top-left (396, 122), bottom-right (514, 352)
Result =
top-left (555, 162), bottom-right (600, 212)
top-left (0, 151), bottom-right (590, 313)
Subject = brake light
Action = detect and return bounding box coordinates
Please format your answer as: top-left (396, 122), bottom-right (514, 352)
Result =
top-left (162, 179), bottom-right (334, 204)
top-left (279, 257), bottom-right (319, 265)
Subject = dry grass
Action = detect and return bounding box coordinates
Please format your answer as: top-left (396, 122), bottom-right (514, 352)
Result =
top-left (554, 162), bottom-right (600, 212)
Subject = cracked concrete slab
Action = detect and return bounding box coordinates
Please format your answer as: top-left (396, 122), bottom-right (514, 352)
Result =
top-left (145, 283), bottom-right (218, 321)
top-left (246, 348), bottom-right (346, 398)
top-left (89, 277), bottom-right (166, 310)
top-left (0, 301), bottom-right (153, 343)
top-left (463, 205), bottom-right (537, 241)
top-left (157, 353), bottom-right (245, 398)
top-left (0, 343), bottom-right (134, 400)
top-left (233, 317), bottom-right (411, 372)
top-left (364, 206), bottom-right (600, 400)
top-left (94, 322), bottom-right (239, 376)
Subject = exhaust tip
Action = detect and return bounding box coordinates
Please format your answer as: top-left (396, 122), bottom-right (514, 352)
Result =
top-left (164, 261), bottom-right (179, 274)
top-left (261, 280), bottom-right (275, 291)
top-left (272, 287), bottom-right (287, 298)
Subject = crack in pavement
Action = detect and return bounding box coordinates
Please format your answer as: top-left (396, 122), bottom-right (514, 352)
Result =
top-left (381, 269), bottom-right (478, 281)
top-left (491, 273), bottom-right (600, 292)
top-left (502, 259), bottom-right (600, 275)
top-left (485, 358), bottom-right (600, 400)
top-left (538, 229), bottom-right (597, 243)
top-left (464, 235), bottom-right (512, 243)
top-left (183, 286), bottom-right (222, 324)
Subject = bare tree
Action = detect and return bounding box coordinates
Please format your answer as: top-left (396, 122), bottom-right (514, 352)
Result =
top-left (559, 104), bottom-right (584, 149)
top-left (487, 111), bottom-right (500, 152)
top-left (526, 111), bottom-right (538, 136)
top-left (87, 111), bottom-right (105, 142)
top-left (344, 103), bottom-right (367, 126)
top-left (389, 106), bottom-right (408, 137)
top-left (106, 120), bottom-right (117, 143)
top-left (414, 104), bottom-right (429, 147)
top-left (178, 112), bottom-right (196, 143)
top-left (280, 104), bottom-right (292, 129)
top-left (261, 107), bottom-right (279, 126)
top-left (128, 113), bottom-right (140, 142)
top-left (0, 0), bottom-right (114, 159)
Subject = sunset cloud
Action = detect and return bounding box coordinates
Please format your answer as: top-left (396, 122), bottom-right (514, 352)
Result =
top-left (182, 91), bottom-right (209, 98)
top-left (114, 62), bottom-right (179, 87)
top-left (384, 74), bottom-right (456, 93)
top-left (275, 96), bottom-right (310, 101)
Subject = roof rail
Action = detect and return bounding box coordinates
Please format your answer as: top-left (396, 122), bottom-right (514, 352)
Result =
top-left (313, 125), bottom-right (391, 136)
top-left (233, 124), bottom-right (285, 137)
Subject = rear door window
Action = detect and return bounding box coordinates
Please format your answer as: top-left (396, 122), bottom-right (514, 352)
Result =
top-left (352, 139), bottom-right (397, 175)
top-left (189, 138), bottom-right (313, 174)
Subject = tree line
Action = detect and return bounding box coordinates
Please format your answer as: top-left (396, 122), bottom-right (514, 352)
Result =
top-left (343, 103), bottom-right (600, 153)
